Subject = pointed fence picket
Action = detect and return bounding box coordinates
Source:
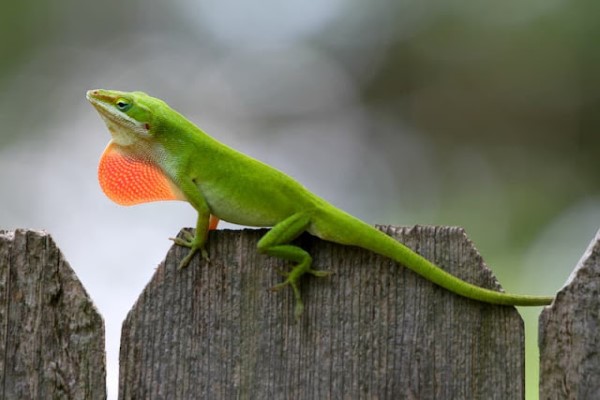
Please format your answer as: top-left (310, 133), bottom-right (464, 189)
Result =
top-left (1, 227), bottom-right (598, 399)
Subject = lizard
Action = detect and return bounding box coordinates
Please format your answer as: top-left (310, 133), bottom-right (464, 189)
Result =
top-left (87, 89), bottom-right (554, 319)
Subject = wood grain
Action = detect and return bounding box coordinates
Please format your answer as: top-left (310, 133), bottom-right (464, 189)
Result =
top-left (119, 225), bottom-right (525, 399)
top-left (539, 229), bottom-right (600, 400)
top-left (0, 229), bottom-right (106, 399)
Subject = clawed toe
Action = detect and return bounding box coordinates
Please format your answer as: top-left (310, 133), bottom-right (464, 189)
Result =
top-left (170, 237), bottom-right (190, 247)
top-left (170, 230), bottom-right (209, 269)
top-left (270, 279), bottom-right (291, 292)
top-left (170, 230), bottom-right (196, 247)
top-left (269, 265), bottom-right (332, 321)
top-left (308, 269), bottom-right (333, 278)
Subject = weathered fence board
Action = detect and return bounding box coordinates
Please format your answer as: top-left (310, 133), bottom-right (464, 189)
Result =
top-left (119, 225), bottom-right (525, 399)
top-left (539, 229), bottom-right (600, 400)
top-left (0, 229), bottom-right (106, 399)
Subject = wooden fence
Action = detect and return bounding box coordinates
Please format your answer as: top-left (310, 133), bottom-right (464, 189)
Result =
top-left (0, 226), bottom-right (598, 399)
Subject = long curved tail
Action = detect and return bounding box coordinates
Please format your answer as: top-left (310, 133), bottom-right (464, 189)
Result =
top-left (376, 228), bottom-right (552, 306)
top-left (317, 210), bottom-right (554, 306)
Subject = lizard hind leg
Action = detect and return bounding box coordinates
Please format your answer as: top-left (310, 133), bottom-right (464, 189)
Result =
top-left (257, 212), bottom-right (332, 320)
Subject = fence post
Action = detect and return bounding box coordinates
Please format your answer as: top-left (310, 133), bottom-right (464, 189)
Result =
top-left (0, 229), bottom-right (106, 399)
top-left (119, 225), bottom-right (525, 399)
top-left (539, 229), bottom-right (600, 399)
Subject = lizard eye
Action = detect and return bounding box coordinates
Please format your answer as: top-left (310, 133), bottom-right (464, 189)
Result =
top-left (115, 99), bottom-right (132, 112)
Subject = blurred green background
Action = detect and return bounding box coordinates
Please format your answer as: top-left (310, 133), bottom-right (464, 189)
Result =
top-left (1, 0), bottom-right (599, 398)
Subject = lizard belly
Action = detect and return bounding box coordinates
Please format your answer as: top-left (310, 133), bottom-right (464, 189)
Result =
top-left (202, 188), bottom-right (288, 227)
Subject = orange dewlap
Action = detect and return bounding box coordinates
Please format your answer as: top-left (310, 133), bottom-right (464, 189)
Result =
top-left (98, 142), bottom-right (220, 230)
top-left (98, 142), bottom-right (185, 206)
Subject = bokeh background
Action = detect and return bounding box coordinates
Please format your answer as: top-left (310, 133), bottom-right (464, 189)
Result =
top-left (1, 1), bottom-right (599, 398)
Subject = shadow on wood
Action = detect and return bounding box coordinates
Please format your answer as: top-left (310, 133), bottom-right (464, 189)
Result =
top-left (0, 229), bottom-right (106, 399)
top-left (119, 225), bottom-right (524, 399)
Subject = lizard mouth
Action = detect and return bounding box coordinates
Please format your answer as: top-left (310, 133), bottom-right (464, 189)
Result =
top-left (86, 89), bottom-right (149, 145)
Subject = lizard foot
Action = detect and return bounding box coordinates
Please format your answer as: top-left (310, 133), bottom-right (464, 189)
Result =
top-left (271, 263), bottom-right (333, 321)
top-left (169, 229), bottom-right (209, 269)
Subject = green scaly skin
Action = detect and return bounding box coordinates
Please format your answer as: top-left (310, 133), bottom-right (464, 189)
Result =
top-left (87, 89), bottom-right (554, 320)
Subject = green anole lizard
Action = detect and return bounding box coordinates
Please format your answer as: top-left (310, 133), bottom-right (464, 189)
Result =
top-left (87, 89), bottom-right (553, 318)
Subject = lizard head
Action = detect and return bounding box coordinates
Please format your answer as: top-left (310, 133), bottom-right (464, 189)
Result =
top-left (86, 89), bottom-right (160, 147)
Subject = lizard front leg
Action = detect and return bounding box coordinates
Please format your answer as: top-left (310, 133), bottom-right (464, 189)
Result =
top-left (170, 179), bottom-right (212, 269)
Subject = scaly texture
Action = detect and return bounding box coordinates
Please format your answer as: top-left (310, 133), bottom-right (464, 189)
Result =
top-left (98, 141), bottom-right (184, 205)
